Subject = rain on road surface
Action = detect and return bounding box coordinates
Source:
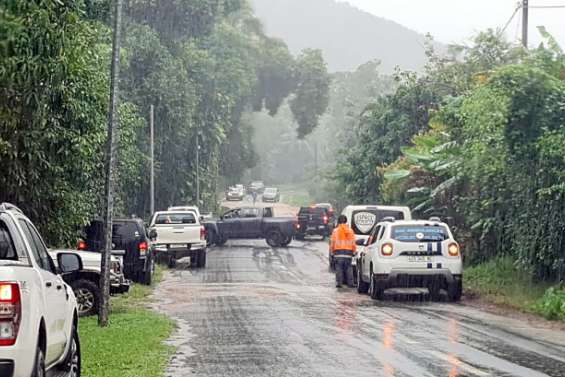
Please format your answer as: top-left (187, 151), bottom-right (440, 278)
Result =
top-left (154, 238), bottom-right (565, 377)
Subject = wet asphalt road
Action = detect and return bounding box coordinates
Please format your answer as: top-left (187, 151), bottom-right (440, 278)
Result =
top-left (154, 239), bottom-right (565, 377)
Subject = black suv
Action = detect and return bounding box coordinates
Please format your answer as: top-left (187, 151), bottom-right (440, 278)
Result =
top-left (295, 207), bottom-right (332, 240)
top-left (79, 218), bottom-right (153, 285)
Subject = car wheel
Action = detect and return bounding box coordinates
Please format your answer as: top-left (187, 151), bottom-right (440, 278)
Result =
top-left (58, 324), bottom-right (81, 377)
top-left (206, 230), bottom-right (215, 247)
top-left (198, 250), bottom-right (207, 268)
top-left (215, 235), bottom-right (228, 246)
top-left (71, 279), bottom-right (99, 317)
top-left (32, 341), bottom-right (46, 377)
top-left (357, 266), bottom-right (369, 294)
top-left (369, 269), bottom-right (384, 300)
top-left (280, 236), bottom-right (292, 247)
top-left (447, 279), bottom-right (463, 302)
top-left (266, 229), bottom-right (283, 247)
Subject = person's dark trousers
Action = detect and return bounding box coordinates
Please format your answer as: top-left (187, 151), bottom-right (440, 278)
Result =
top-left (335, 256), bottom-right (353, 287)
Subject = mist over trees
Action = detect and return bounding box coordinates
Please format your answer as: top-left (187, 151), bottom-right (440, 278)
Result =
top-left (251, 0), bottom-right (434, 73)
top-left (0, 0), bottom-right (330, 244)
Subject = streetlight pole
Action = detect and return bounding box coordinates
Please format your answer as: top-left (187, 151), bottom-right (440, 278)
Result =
top-left (99, 0), bottom-right (123, 327)
top-left (522, 0), bottom-right (529, 48)
top-left (196, 132), bottom-right (200, 206)
top-left (149, 105), bottom-right (155, 215)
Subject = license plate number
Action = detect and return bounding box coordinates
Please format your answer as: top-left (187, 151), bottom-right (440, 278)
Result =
top-left (408, 256), bottom-right (432, 262)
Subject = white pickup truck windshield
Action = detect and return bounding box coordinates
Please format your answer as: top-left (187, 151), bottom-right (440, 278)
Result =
top-left (155, 213), bottom-right (197, 225)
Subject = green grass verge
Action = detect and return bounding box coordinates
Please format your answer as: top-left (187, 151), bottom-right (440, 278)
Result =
top-left (79, 267), bottom-right (175, 377)
top-left (465, 257), bottom-right (564, 320)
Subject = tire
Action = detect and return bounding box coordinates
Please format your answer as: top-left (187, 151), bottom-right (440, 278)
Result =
top-left (215, 234), bottom-right (228, 247)
top-left (58, 324), bottom-right (81, 377)
top-left (198, 250), bottom-right (207, 268)
top-left (71, 279), bottom-right (99, 317)
top-left (142, 258), bottom-right (153, 286)
top-left (266, 229), bottom-right (283, 248)
top-left (206, 230), bottom-right (216, 247)
top-left (168, 255), bottom-right (177, 269)
top-left (357, 266), bottom-right (369, 294)
top-left (280, 236), bottom-right (292, 247)
top-left (447, 279), bottom-right (463, 302)
top-left (32, 341), bottom-right (46, 377)
top-left (369, 269), bottom-right (385, 300)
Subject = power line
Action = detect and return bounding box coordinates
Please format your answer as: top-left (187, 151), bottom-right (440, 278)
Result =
top-left (499, 2), bottom-right (522, 36)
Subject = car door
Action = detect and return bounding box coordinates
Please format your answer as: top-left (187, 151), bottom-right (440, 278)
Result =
top-left (363, 225), bottom-right (381, 277)
top-left (221, 209), bottom-right (240, 238)
top-left (17, 218), bottom-right (69, 365)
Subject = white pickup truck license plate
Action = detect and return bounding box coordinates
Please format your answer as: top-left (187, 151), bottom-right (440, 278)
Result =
top-left (408, 256), bottom-right (432, 262)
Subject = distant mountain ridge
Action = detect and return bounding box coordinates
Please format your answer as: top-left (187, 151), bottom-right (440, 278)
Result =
top-left (251, 0), bottom-right (432, 73)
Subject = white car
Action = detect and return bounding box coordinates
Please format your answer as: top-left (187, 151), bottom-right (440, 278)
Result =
top-left (356, 218), bottom-right (463, 301)
top-left (149, 211), bottom-right (207, 268)
top-left (0, 203), bottom-right (81, 377)
top-left (49, 249), bottom-right (130, 317)
top-left (168, 206), bottom-right (201, 219)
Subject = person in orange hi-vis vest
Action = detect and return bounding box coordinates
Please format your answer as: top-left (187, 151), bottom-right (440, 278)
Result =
top-left (330, 215), bottom-right (357, 288)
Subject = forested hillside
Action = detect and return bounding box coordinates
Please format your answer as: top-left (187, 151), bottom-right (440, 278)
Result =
top-left (0, 0), bottom-right (330, 244)
top-left (251, 0), bottom-right (432, 72)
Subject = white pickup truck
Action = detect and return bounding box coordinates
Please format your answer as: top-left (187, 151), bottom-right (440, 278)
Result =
top-left (0, 203), bottom-right (82, 377)
top-left (149, 210), bottom-right (207, 268)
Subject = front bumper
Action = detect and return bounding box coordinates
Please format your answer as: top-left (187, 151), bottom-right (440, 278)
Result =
top-left (375, 269), bottom-right (462, 288)
top-left (0, 360), bottom-right (14, 377)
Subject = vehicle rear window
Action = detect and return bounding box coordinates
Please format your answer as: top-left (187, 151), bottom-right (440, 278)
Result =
top-left (391, 225), bottom-right (449, 242)
top-left (298, 207), bottom-right (326, 216)
top-left (0, 220), bottom-right (17, 260)
top-left (351, 209), bottom-right (405, 235)
top-left (155, 213), bottom-right (196, 225)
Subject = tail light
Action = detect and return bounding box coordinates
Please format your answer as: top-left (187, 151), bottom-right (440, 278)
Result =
top-left (448, 243), bottom-right (460, 256)
top-left (295, 223), bottom-right (301, 229)
top-left (381, 243), bottom-right (393, 256)
top-left (322, 215), bottom-right (329, 224)
top-left (77, 240), bottom-right (87, 251)
top-left (138, 241), bottom-right (148, 257)
top-left (200, 226), bottom-right (206, 241)
top-left (0, 283), bottom-right (21, 346)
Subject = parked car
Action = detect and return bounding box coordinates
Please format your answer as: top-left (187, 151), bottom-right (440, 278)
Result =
top-left (49, 249), bottom-right (130, 317)
top-left (0, 203), bottom-right (82, 377)
top-left (262, 187), bottom-right (280, 202)
top-left (208, 207), bottom-right (296, 247)
top-left (247, 181), bottom-right (265, 194)
top-left (334, 205), bottom-right (412, 273)
top-left (149, 210), bottom-right (207, 268)
top-left (295, 206), bottom-right (332, 240)
top-left (226, 186), bottom-right (245, 201)
top-left (356, 217), bottom-right (463, 302)
top-left (78, 217), bottom-right (154, 285)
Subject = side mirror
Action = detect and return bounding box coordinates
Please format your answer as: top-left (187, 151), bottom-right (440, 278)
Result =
top-left (149, 229), bottom-right (158, 241)
top-left (199, 216), bottom-right (204, 222)
top-left (57, 253), bottom-right (83, 274)
top-left (355, 239), bottom-right (366, 246)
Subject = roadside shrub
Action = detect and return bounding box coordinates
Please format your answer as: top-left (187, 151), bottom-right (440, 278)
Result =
top-left (531, 286), bottom-right (565, 321)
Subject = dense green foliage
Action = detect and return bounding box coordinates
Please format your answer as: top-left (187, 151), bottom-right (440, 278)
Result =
top-left (335, 30), bottom-right (565, 285)
top-left (0, 0), bottom-right (329, 244)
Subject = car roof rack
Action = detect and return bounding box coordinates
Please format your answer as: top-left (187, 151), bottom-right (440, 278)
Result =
top-left (382, 216), bottom-right (396, 223)
top-left (429, 216), bottom-right (441, 222)
top-left (0, 203), bottom-right (23, 213)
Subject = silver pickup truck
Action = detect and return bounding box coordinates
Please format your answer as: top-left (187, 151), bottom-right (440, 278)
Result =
top-left (49, 249), bottom-right (130, 316)
top-left (149, 210), bottom-right (207, 268)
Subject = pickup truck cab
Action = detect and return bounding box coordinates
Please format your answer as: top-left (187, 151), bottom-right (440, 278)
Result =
top-left (149, 211), bottom-right (207, 268)
top-left (0, 203), bottom-right (81, 377)
top-left (212, 207), bottom-right (295, 248)
top-left (356, 218), bottom-right (463, 301)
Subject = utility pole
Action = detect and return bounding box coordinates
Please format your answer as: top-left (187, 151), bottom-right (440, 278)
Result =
top-left (99, 0), bottom-right (123, 327)
top-left (522, 0), bottom-right (529, 48)
top-left (149, 105), bottom-right (155, 215)
top-left (196, 132), bottom-right (200, 206)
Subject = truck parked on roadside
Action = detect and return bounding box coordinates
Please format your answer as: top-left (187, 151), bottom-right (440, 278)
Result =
top-left (208, 207), bottom-right (296, 248)
top-left (149, 210), bottom-right (208, 268)
top-left (78, 217), bottom-right (154, 285)
top-left (295, 206), bottom-right (332, 240)
top-left (49, 249), bottom-right (130, 317)
top-left (0, 203), bottom-right (82, 377)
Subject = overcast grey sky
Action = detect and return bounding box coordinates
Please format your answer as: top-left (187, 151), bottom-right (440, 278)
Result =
top-left (340, 0), bottom-right (565, 47)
